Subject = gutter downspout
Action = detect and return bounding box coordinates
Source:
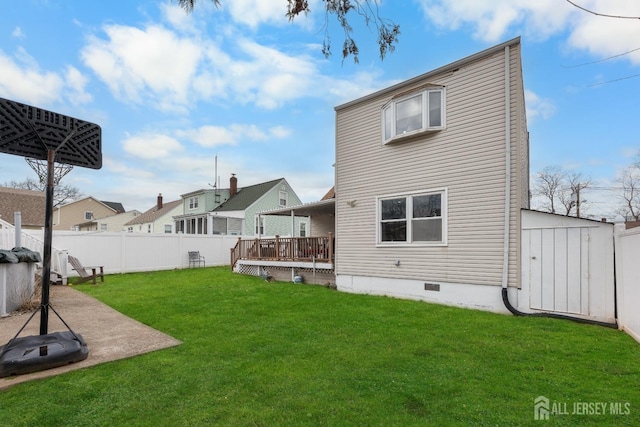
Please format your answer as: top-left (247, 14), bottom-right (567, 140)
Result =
top-left (500, 45), bottom-right (512, 297)
top-left (499, 45), bottom-right (617, 329)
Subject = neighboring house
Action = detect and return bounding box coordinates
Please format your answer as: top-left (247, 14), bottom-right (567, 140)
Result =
top-left (174, 175), bottom-right (307, 237)
top-left (124, 194), bottom-right (183, 233)
top-left (626, 220), bottom-right (640, 229)
top-left (53, 197), bottom-right (124, 230)
top-left (77, 210), bottom-right (142, 232)
top-left (331, 37), bottom-right (615, 323)
top-left (0, 186), bottom-right (45, 229)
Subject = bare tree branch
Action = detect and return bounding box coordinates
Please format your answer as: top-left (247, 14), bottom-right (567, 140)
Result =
top-left (533, 166), bottom-right (565, 214)
top-left (177, 0), bottom-right (399, 62)
top-left (617, 156), bottom-right (640, 221)
top-left (3, 178), bottom-right (82, 208)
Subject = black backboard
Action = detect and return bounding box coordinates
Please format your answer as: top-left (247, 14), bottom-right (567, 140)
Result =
top-left (0, 97), bottom-right (102, 169)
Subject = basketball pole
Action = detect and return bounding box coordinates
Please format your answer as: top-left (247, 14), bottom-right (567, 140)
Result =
top-left (39, 149), bottom-right (55, 335)
top-left (32, 125), bottom-right (75, 336)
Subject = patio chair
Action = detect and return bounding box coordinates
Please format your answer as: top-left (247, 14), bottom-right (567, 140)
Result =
top-left (188, 251), bottom-right (205, 268)
top-left (68, 255), bottom-right (104, 285)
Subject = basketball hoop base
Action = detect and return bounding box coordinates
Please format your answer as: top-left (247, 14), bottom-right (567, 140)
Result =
top-left (0, 331), bottom-right (88, 378)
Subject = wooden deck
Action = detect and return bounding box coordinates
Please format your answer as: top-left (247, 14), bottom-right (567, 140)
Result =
top-left (230, 234), bottom-right (333, 269)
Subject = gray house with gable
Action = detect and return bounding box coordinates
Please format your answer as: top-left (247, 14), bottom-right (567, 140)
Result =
top-left (174, 175), bottom-right (308, 237)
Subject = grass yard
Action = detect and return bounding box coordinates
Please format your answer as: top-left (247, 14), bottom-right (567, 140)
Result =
top-left (1, 267), bottom-right (639, 426)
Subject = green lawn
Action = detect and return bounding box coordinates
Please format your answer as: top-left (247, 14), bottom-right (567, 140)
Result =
top-left (1, 267), bottom-right (639, 426)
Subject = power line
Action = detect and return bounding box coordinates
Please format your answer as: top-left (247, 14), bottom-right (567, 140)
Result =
top-left (562, 47), bottom-right (640, 68)
top-left (587, 73), bottom-right (640, 87)
top-left (565, 0), bottom-right (640, 19)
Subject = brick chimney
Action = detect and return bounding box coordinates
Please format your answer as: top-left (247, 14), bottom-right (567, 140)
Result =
top-left (230, 174), bottom-right (237, 197)
top-left (157, 193), bottom-right (163, 210)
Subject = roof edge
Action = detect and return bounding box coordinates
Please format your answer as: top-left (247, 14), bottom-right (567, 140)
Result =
top-left (335, 36), bottom-right (521, 111)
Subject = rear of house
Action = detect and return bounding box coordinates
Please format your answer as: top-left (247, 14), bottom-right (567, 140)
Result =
top-left (334, 38), bottom-right (529, 313)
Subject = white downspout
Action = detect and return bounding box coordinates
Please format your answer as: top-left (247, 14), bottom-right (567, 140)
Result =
top-left (502, 45), bottom-right (512, 292)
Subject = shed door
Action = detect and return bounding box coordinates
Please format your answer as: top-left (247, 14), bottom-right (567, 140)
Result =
top-left (524, 227), bottom-right (590, 315)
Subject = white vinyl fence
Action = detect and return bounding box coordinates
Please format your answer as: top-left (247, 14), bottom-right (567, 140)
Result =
top-left (615, 225), bottom-right (640, 343)
top-left (24, 231), bottom-right (242, 277)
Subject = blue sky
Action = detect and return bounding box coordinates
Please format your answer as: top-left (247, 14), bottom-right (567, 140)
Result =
top-left (0, 0), bottom-right (638, 219)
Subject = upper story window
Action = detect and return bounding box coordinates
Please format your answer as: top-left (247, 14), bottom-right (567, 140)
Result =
top-left (189, 196), bottom-right (199, 209)
top-left (279, 191), bottom-right (288, 207)
top-left (255, 216), bottom-right (265, 235)
top-left (84, 211), bottom-right (93, 220)
top-left (377, 189), bottom-right (447, 246)
top-left (382, 86), bottom-right (445, 144)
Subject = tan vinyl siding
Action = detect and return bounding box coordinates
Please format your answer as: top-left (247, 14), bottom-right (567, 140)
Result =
top-left (53, 198), bottom-right (116, 231)
top-left (310, 215), bottom-right (335, 237)
top-left (335, 39), bottom-right (525, 288)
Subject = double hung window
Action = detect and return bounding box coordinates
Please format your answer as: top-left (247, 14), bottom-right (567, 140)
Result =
top-left (189, 197), bottom-right (199, 210)
top-left (279, 191), bottom-right (288, 207)
top-left (378, 190), bottom-right (446, 245)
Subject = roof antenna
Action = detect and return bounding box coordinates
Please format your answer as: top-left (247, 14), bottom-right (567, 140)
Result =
top-left (208, 155), bottom-right (221, 203)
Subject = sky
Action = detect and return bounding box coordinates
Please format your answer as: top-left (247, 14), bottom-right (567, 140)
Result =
top-left (0, 0), bottom-right (639, 220)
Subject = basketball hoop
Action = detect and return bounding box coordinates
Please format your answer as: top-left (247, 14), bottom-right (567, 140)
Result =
top-left (25, 157), bottom-right (73, 186)
top-left (0, 96), bottom-right (101, 377)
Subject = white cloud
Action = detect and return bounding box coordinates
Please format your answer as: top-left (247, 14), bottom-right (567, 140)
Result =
top-left (0, 48), bottom-right (64, 105)
top-left (621, 147), bottom-right (640, 159)
top-left (417, 0), bottom-right (640, 63)
top-left (122, 133), bottom-right (184, 159)
top-left (269, 125), bottom-right (291, 139)
top-left (418, 0), bottom-right (573, 42)
top-left (567, 4), bottom-right (640, 65)
top-left (525, 89), bottom-right (556, 122)
top-left (64, 66), bottom-right (93, 105)
top-left (81, 24), bottom-right (202, 111)
top-left (225, 0), bottom-right (291, 28)
top-left (80, 21), bottom-right (325, 111)
top-left (179, 125), bottom-right (238, 147)
top-left (103, 157), bottom-right (155, 179)
top-left (11, 27), bottom-right (25, 39)
top-left (178, 123), bottom-right (293, 147)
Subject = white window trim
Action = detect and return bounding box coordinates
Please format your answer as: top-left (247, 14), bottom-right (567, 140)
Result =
top-left (279, 190), bottom-right (288, 208)
top-left (381, 86), bottom-right (446, 144)
top-left (189, 196), bottom-right (199, 210)
top-left (255, 216), bottom-right (265, 235)
top-left (376, 188), bottom-right (448, 247)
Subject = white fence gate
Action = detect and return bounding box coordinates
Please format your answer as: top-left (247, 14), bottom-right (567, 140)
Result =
top-left (520, 210), bottom-right (616, 324)
top-left (615, 225), bottom-right (640, 343)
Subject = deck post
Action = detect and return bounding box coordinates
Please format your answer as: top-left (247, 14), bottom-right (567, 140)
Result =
top-left (328, 232), bottom-right (334, 264)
